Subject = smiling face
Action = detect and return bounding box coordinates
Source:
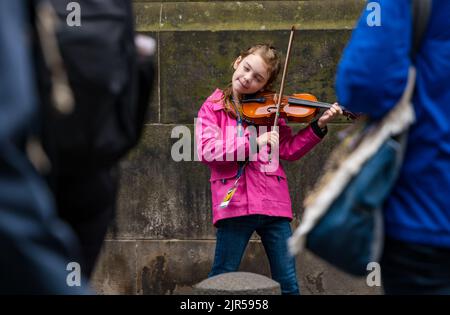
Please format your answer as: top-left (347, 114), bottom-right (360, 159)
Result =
top-left (231, 53), bottom-right (270, 99)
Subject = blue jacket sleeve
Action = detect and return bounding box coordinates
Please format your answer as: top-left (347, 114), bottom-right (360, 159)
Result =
top-left (336, 0), bottom-right (412, 120)
top-left (0, 1), bottom-right (37, 142)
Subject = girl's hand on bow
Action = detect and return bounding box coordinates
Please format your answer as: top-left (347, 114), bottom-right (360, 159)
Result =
top-left (257, 130), bottom-right (279, 148)
top-left (317, 103), bottom-right (343, 128)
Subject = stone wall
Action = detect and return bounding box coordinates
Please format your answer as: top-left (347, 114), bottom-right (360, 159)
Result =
top-left (91, 0), bottom-right (382, 295)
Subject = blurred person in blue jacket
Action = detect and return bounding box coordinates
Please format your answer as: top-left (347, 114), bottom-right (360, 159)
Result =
top-left (336, 0), bottom-right (450, 294)
top-left (0, 0), bottom-right (88, 294)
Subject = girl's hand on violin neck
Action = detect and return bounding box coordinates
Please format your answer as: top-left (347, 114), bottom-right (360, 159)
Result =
top-left (257, 130), bottom-right (279, 148)
top-left (317, 103), bottom-right (343, 129)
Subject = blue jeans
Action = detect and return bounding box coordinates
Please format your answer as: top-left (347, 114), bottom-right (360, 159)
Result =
top-left (381, 237), bottom-right (450, 295)
top-left (209, 215), bottom-right (300, 295)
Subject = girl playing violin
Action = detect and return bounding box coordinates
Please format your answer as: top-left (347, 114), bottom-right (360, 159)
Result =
top-left (196, 43), bottom-right (342, 294)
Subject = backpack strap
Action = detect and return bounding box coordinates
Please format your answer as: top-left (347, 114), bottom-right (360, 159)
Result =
top-left (411, 0), bottom-right (432, 61)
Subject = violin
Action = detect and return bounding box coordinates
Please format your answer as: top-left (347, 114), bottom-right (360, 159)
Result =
top-left (239, 91), bottom-right (358, 125)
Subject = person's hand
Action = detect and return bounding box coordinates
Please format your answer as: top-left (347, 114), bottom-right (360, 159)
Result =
top-left (135, 34), bottom-right (156, 58)
top-left (257, 130), bottom-right (279, 148)
top-left (317, 103), bottom-right (343, 128)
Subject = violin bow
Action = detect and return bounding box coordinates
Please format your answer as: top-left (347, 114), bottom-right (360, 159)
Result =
top-left (273, 25), bottom-right (296, 129)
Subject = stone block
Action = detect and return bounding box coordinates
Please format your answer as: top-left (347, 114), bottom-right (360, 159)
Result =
top-left (134, 1), bottom-right (365, 32)
top-left (159, 30), bottom-right (352, 124)
top-left (108, 124), bottom-right (213, 240)
top-left (136, 240), bottom-right (215, 294)
top-left (93, 239), bottom-right (381, 294)
top-left (298, 249), bottom-right (383, 295)
top-left (137, 31), bottom-right (160, 123)
top-left (90, 240), bottom-right (137, 295)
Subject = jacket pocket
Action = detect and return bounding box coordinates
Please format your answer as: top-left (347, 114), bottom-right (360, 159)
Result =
top-left (209, 165), bottom-right (239, 182)
top-left (210, 171), bottom-right (241, 206)
top-left (264, 171), bottom-right (291, 203)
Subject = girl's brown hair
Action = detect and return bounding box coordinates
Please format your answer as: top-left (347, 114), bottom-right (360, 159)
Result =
top-left (219, 44), bottom-right (282, 113)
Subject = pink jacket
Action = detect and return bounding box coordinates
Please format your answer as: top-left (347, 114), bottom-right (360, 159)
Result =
top-left (196, 89), bottom-right (324, 225)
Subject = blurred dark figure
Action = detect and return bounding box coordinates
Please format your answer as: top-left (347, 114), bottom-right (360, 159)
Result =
top-left (35, 0), bottom-right (155, 279)
top-left (0, 0), bottom-right (88, 294)
top-left (336, 0), bottom-right (450, 294)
